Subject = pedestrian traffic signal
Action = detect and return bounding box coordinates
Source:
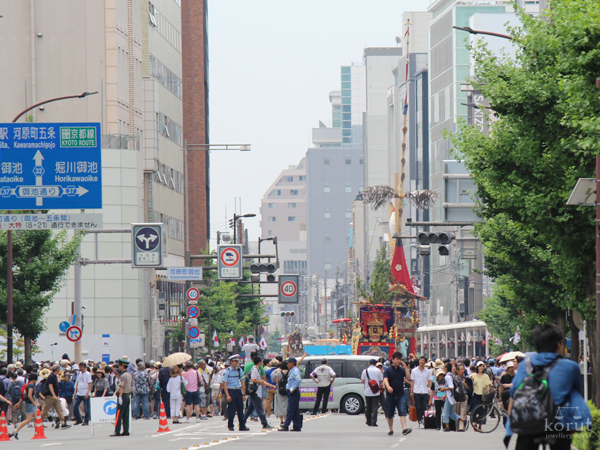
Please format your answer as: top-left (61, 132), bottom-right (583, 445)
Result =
top-left (417, 232), bottom-right (455, 255)
top-left (249, 262), bottom-right (277, 282)
top-left (280, 311), bottom-right (295, 317)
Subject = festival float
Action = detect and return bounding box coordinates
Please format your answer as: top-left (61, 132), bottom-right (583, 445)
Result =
top-left (351, 21), bottom-right (430, 360)
top-left (351, 239), bottom-right (427, 359)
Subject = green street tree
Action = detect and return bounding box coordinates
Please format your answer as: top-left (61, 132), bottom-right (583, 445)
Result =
top-left (267, 327), bottom-right (282, 353)
top-left (196, 254), bottom-right (265, 350)
top-left (356, 246), bottom-right (393, 304)
top-left (448, 0), bottom-right (599, 383)
top-left (0, 229), bottom-right (81, 363)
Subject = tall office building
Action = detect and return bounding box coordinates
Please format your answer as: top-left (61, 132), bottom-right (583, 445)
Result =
top-left (0, 0), bottom-right (208, 361)
top-left (361, 48), bottom-right (404, 277)
top-left (259, 159), bottom-right (307, 332)
top-left (426, 0), bottom-right (539, 323)
top-left (307, 63), bottom-right (365, 280)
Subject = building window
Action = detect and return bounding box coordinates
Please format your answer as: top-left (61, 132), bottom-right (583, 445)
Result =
top-left (324, 186), bottom-right (330, 193)
top-left (324, 158), bottom-right (330, 165)
top-left (288, 216), bottom-right (296, 222)
top-left (271, 190), bottom-right (281, 196)
top-left (299, 175), bottom-right (306, 181)
top-left (268, 217), bottom-right (276, 222)
top-left (345, 186), bottom-right (352, 193)
top-left (268, 203), bottom-right (276, 208)
top-left (283, 260), bottom-right (307, 274)
top-left (290, 190), bottom-right (299, 195)
top-left (268, 230), bottom-right (272, 236)
top-left (283, 176), bottom-right (294, 182)
top-left (324, 211), bottom-right (331, 219)
top-left (360, 158), bottom-right (364, 164)
top-left (345, 158), bottom-right (351, 165)
top-left (288, 203), bottom-right (296, 208)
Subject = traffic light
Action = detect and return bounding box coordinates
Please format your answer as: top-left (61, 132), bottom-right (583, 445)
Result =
top-left (280, 311), bottom-right (295, 317)
top-left (417, 232), bottom-right (455, 255)
top-left (249, 262), bottom-right (277, 282)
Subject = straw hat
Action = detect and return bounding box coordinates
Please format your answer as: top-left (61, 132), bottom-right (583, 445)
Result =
top-left (435, 368), bottom-right (445, 378)
top-left (433, 358), bottom-right (444, 370)
top-left (39, 368), bottom-right (51, 379)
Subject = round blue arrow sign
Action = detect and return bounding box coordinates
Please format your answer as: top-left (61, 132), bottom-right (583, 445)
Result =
top-left (135, 227), bottom-right (160, 251)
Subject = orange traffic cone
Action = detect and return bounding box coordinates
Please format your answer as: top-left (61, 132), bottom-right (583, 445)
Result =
top-left (0, 411), bottom-right (10, 441)
top-left (157, 402), bottom-right (171, 433)
top-left (31, 408), bottom-right (47, 440)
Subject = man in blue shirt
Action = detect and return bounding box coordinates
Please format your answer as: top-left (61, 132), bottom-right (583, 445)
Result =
top-left (279, 352), bottom-right (307, 432)
top-left (222, 355), bottom-right (250, 432)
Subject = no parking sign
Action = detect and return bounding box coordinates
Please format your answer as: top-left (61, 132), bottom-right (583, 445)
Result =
top-left (217, 245), bottom-right (243, 280)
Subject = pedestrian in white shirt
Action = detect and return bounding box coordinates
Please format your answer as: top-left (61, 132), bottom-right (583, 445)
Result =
top-left (410, 356), bottom-right (431, 429)
top-left (166, 366), bottom-right (187, 424)
top-left (361, 359), bottom-right (383, 427)
top-left (309, 358), bottom-right (336, 415)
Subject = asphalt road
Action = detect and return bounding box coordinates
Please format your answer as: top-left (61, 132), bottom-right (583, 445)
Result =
top-left (3, 412), bottom-right (519, 449)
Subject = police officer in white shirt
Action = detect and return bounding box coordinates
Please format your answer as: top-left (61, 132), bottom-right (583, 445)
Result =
top-left (309, 358), bottom-right (336, 415)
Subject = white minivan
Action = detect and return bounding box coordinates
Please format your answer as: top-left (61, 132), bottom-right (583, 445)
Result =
top-left (296, 355), bottom-right (374, 415)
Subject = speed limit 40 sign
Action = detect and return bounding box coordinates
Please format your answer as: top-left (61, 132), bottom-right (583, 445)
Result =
top-left (278, 275), bottom-right (299, 304)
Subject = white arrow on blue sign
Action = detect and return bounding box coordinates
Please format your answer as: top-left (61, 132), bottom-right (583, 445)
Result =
top-left (0, 123), bottom-right (102, 210)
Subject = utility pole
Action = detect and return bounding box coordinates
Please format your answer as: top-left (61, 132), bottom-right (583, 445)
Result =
top-left (323, 270), bottom-right (328, 331)
top-left (315, 274), bottom-right (320, 333)
top-left (335, 266), bottom-right (339, 321)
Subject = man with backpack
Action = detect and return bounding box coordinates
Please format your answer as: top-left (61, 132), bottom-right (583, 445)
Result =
top-left (361, 359), bottom-right (383, 427)
top-left (509, 323), bottom-right (591, 450)
top-left (7, 371), bottom-right (25, 427)
top-left (0, 368), bottom-right (10, 417)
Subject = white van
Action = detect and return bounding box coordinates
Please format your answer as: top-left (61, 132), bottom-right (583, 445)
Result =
top-left (296, 355), bottom-right (375, 415)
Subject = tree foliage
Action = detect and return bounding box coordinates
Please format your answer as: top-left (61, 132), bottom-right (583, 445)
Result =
top-left (450, 0), bottom-right (600, 337)
top-left (0, 228), bottom-right (80, 361)
top-left (357, 246), bottom-right (393, 304)
top-left (196, 255), bottom-right (265, 350)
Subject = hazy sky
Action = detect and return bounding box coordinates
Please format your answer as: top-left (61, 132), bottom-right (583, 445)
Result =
top-left (208, 0), bottom-right (432, 244)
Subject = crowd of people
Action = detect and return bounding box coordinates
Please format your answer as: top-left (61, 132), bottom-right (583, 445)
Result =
top-left (0, 335), bottom-right (313, 439)
top-left (361, 323), bottom-right (590, 450)
top-left (0, 325), bottom-right (591, 448)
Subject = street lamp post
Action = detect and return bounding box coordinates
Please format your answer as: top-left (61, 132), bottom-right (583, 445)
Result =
top-left (5, 91), bottom-right (98, 364)
top-left (232, 213), bottom-right (256, 244)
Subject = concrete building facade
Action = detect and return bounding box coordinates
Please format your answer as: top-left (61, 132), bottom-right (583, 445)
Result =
top-left (0, 0), bottom-right (208, 362)
top-left (425, 0), bottom-right (539, 325)
top-left (259, 159), bottom-right (307, 335)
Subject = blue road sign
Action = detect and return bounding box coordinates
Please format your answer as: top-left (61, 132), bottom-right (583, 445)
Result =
top-left (59, 321), bottom-right (70, 333)
top-left (0, 123), bottom-right (102, 209)
top-left (189, 326), bottom-right (200, 339)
